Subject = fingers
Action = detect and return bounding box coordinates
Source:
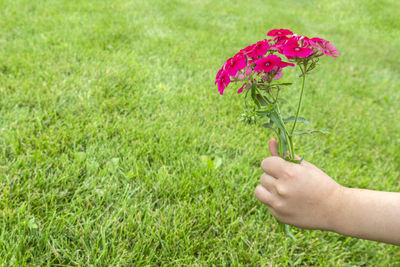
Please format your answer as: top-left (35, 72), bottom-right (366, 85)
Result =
top-left (260, 173), bottom-right (277, 193)
top-left (254, 185), bottom-right (274, 206)
top-left (268, 138), bottom-right (279, 156)
top-left (255, 186), bottom-right (281, 220)
top-left (261, 156), bottom-right (293, 178)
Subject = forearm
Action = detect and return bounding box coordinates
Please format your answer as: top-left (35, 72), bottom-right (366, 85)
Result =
top-left (257, 143), bottom-right (400, 245)
top-left (330, 186), bottom-right (400, 245)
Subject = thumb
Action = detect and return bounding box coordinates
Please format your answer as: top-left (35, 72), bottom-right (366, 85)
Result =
top-left (268, 138), bottom-right (307, 164)
top-left (268, 138), bottom-right (279, 156)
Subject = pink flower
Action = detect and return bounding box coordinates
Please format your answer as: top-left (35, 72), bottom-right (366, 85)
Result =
top-left (307, 37), bottom-right (327, 51)
top-left (224, 54), bottom-right (247, 76)
top-left (298, 36), bottom-right (313, 47)
top-left (308, 38), bottom-right (340, 58)
top-left (215, 68), bottom-right (224, 85)
top-left (216, 71), bottom-right (230, 95)
top-left (248, 58), bottom-right (259, 65)
top-left (245, 66), bottom-right (253, 75)
top-left (239, 44), bottom-right (255, 55)
top-left (321, 42), bottom-right (340, 58)
top-left (237, 83), bottom-right (252, 94)
top-left (274, 62), bottom-right (294, 80)
top-left (237, 84), bottom-right (245, 94)
top-left (270, 36), bottom-right (297, 53)
top-left (274, 68), bottom-right (283, 80)
top-left (282, 44), bottom-right (313, 58)
top-left (278, 61), bottom-right (295, 68)
top-left (247, 40), bottom-right (269, 58)
top-left (254, 55), bottom-right (282, 72)
top-left (267, 29), bottom-right (293, 37)
top-left (310, 37), bottom-right (327, 45)
top-left (234, 72), bottom-right (245, 80)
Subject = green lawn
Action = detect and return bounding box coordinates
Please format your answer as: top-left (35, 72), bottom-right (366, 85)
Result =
top-left (1, 0), bottom-right (400, 265)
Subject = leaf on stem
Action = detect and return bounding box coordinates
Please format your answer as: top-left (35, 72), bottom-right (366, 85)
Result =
top-left (256, 93), bottom-right (272, 106)
top-left (250, 83), bottom-right (260, 108)
top-left (277, 132), bottom-right (288, 158)
top-left (256, 110), bottom-right (270, 117)
top-left (292, 129), bottom-right (329, 135)
top-left (284, 155), bottom-right (304, 164)
top-left (272, 83), bottom-right (293, 86)
top-left (283, 116), bottom-right (311, 125)
top-left (261, 122), bottom-right (277, 134)
top-left (269, 111), bottom-right (286, 133)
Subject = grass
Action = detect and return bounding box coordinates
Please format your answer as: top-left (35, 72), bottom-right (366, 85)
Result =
top-left (0, 0), bottom-right (400, 265)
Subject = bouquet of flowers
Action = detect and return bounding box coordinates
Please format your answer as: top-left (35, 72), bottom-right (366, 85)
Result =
top-left (215, 28), bottom-right (339, 239)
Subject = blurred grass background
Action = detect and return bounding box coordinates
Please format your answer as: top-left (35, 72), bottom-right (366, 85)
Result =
top-left (0, 0), bottom-right (399, 265)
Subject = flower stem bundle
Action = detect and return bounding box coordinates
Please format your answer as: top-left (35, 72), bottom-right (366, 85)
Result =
top-left (215, 29), bottom-right (339, 240)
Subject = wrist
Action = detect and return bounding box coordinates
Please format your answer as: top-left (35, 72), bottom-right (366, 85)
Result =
top-left (323, 185), bottom-right (351, 232)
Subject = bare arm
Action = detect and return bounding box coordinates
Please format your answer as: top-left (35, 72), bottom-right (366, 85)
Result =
top-left (332, 187), bottom-right (400, 245)
top-left (254, 139), bottom-right (400, 245)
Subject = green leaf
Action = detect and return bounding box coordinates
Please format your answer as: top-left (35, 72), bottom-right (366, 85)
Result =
top-left (256, 111), bottom-right (267, 117)
top-left (277, 98), bottom-right (289, 103)
top-left (200, 155), bottom-right (213, 169)
top-left (284, 155), bottom-right (304, 164)
top-left (292, 129), bottom-right (329, 135)
top-left (256, 102), bottom-right (274, 117)
top-left (307, 58), bottom-right (319, 72)
top-left (269, 111), bottom-right (286, 134)
top-left (256, 94), bottom-right (272, 106)
top-left (200, 155), bottom-right (222, 170)
top-left (213, 156), bottom-right (222, 169)
top-left (283, 116), bottom-right (311, 125)
top-left (272, 82), bottom-right (292, 86)
top-left (267, 110), bottom-right (290, 157)
top-left (257, 110), bottom-right (270, 117)
top-left (277, 132), bottom-right (288, 157)
top-left (250, 83), bottom-right (260, 108)
top-left (27, 218), bottom-right (38, 229)
top-left (262, 122), bottom-right (277, 134)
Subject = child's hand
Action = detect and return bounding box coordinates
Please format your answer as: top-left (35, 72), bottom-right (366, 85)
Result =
top-left (254, 138), bottom-right (344, 231)
top-left (255, 138), bottom-right (400, 245)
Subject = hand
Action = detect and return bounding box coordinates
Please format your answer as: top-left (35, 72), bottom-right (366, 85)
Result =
top-left (254, 138), bottom-right (344, 230)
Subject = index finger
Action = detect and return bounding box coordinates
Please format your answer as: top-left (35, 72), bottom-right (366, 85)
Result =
top-left (261, 156), bottom-right (293, 179)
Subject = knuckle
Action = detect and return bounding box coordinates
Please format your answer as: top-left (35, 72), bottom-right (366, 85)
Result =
top-left (272, 199), bottom-right (285, 211)
top-left (266, 197), bottom-right (277, 208)
top-left (276, 184), bottom-right (288, 196)
top-left (284, 169), bottom-right (294, 178)
top-left (284, 166), bottom-right (299, 178)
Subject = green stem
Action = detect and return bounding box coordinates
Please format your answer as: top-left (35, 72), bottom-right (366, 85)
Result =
top-left (275, 103), bottom-right (295, 160)
top-left (287, 134), bottom-right (295, 160)
top-left (274, 86), bottom-right (280, 103)
top-left (273, 99), bottom-right (296, 241)
top-left (277, 129), bottom-right (283, 157)
top-left (276, 105), bottom-right (290, 138)
top-left (291, 65), bottom-right (307, 134)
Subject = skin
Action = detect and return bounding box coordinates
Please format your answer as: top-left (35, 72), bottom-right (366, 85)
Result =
top-left (254, 138), bottom-right (400, 245)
